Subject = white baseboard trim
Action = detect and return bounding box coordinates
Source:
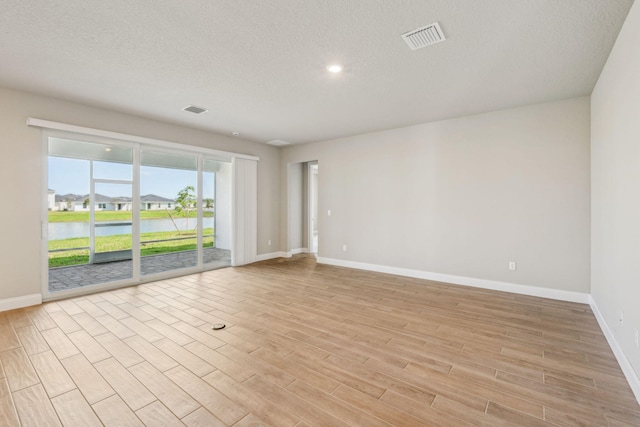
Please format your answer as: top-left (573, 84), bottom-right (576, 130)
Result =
top-left (589, 296), bottom-right (640, 404)
top-left (255, 249), bottom-right (311, 262)
top-left (255, 251), bottom-right (288, 262)
top-left (0, 293), bottom-right (42, 312)
top-left (316, 257), bottom-right (590, 304)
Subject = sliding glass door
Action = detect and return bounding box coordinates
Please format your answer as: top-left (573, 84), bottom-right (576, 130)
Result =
top-left (46, 135), bottom-right (231, 297)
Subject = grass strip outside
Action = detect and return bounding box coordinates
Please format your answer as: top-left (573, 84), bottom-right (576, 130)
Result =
top-left (48, 229), bottom-right (214, 268)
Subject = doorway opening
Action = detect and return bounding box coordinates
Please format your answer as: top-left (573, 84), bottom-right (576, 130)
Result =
top-left (308, 162), bottom-right (318, 254)
top-left (287, 161), bottom-right (318, 256)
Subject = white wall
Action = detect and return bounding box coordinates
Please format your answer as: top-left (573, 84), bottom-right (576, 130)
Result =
top-left (282, 97), bottom-right (591, 294)
top-left (591, 0), bottom-right (640, 381)
top-left (0, 86), bottom-right (280, 303)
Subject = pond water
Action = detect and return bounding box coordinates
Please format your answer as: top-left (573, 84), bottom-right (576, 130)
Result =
top-left (48, 218), bottom-right (214, 240)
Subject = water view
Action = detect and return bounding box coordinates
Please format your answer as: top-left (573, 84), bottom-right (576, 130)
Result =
top-left (48, 217), bottom-right (215, 240)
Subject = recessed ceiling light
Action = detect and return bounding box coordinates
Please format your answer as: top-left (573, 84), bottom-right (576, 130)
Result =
top-left (327, 64), bottom-right (343, 73)
top-left (232, 131), bottom-right (240, 136)
top-left (105, 148), bottom-right (112, 152)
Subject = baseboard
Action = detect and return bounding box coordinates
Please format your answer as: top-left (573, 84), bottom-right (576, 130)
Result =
top-left (0, 293), bottom-right (42, 312)
top-left (316, 257), bottom-right (590, 304)
top-left (255, 251), bottom-right (288, 261)
top-left (589, 296), bottom-right (640, 404)
top-left (256, 249), bottom-right (310, 262)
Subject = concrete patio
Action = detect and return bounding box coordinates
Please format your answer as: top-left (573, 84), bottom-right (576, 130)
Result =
top-left (48, 247), bottom-right (230, 292)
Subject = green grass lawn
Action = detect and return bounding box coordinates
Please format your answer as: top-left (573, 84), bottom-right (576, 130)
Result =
top-left (48, 210), bottom-right (213, 222)
top-left (49, 229), bottom-right (214, 268)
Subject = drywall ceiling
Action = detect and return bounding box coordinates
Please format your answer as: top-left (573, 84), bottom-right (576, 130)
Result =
top-left (0, 0), bottom-right (634, 144)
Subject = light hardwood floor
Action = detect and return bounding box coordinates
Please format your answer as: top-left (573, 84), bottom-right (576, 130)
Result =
top-left (1, 254), bottom-right (639, 426)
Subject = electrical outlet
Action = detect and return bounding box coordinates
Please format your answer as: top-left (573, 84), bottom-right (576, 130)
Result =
top-left (635, 329), bottom-right (639, 348)
top-left (327, 210), bottom-right (331, 216)
top-left (342, 244), bottom-right (347, 252)
top-left (268, 240), bottom-right (271, 246)
top-left (508, 261), bottom-right (517, 271)
top-left (619, 311), bottom-right (624, 326)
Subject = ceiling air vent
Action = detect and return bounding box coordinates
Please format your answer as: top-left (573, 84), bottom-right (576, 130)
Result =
top-left (183, 105), bottom-right (208, 114)
top-left (401, 22), bottom-right (446, 50)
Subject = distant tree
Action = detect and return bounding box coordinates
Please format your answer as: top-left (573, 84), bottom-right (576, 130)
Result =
top-left (174, 185), bottom-right (196, 231)
top-left (204, 198), bottom-right (214, 209)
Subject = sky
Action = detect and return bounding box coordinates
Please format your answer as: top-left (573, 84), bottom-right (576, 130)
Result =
top-left (49, 157), bottom-right (215, 200)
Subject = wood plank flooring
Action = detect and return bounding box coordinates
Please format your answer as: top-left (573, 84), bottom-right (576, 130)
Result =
top-left (1, 254), bottom-right (639, 426)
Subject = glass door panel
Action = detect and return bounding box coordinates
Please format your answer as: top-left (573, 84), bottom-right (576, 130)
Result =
top-left (140, 150), bottom-right (197, 275)
top-left (47, 138), bottom-right (133, 293)
top-left (203, 159), bottom-right (231, 269)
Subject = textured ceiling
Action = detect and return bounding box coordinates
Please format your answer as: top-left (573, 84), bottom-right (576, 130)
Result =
top-left (0, 0), bottom-right (634, 144)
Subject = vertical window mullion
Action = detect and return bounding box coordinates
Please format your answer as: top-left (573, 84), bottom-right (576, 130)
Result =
top-left (89, 160), bottom-right (95, 264)
top-left (132, 145), bottom-right (141, 282)
top-left (197, 156), bottom-right (203, 269)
